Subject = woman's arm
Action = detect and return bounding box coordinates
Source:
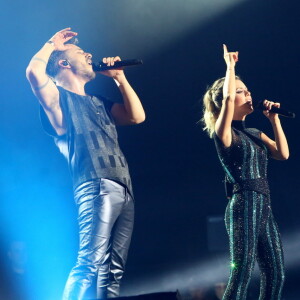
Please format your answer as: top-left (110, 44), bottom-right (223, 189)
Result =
top-left (215, 45), bottom-right (238, 147)
top-left (260, 100), bottom-right (289, 160)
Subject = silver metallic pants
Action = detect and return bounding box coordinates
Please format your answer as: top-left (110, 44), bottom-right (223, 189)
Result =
top-left (62, 178), bottom-right (134, 300)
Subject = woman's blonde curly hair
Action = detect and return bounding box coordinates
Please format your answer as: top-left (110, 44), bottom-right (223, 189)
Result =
top-left (201, 76), bottom-right (240, 138)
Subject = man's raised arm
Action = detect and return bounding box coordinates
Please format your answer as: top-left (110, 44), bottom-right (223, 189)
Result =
top-left (26, 28), bottom-right (77, 135)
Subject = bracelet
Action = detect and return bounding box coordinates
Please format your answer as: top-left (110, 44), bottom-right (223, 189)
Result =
top-left (46, 40), bottom-right (55, 47)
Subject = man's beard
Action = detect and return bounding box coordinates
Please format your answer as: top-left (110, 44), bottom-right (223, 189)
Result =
top-left (81, 69), bottom-right (96, 81)
top-left (85, 70), bottom-right (96, 81)
top-left (75, 65), bottom-right (96, 82)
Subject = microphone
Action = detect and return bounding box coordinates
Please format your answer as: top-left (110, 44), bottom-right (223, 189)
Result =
top-left (92, 59), bottom-right (143, 72)
top-left (255, 101), bottom-right (295, 118)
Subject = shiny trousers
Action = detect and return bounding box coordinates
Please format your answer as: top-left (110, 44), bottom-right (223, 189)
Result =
top-left (223, 191), bottom-right (285, 300)
top-left (63, 178), bottom-right (134, 300)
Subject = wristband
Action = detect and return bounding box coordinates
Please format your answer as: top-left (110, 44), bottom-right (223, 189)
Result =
top-left (46, 40), bottom-right (55, 47)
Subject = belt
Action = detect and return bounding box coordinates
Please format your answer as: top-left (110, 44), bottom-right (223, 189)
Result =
top-left (225, 178), bottom-right (270, 198)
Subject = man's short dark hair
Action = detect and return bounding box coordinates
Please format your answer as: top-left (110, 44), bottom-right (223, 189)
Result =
top-left (46, 37), bottom-right (79, 79)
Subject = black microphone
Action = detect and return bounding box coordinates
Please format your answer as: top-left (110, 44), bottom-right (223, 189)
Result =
top-left (92, 59), bottom-right (143, 72)
top-left (255, 101), bottom-right (295, 118)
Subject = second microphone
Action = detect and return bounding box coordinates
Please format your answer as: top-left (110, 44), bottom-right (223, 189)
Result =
top-left (92, 59), bottom-right (143, 72)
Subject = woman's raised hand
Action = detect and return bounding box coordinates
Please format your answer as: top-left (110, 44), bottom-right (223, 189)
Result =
top-left (223, 44), bottom-right (238, 68)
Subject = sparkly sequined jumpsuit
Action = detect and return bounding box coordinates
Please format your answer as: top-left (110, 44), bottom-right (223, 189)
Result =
top-left (214, 120), bottom-right (285, 300)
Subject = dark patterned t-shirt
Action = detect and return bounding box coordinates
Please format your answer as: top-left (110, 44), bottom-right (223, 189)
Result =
top-left (41, 86), bottom-right (133, 195)
top-left (214, 120), bottom-right (269, 184)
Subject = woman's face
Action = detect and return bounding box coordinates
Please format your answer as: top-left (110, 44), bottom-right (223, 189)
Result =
top-left (234, 80), bottom-right (253, 118)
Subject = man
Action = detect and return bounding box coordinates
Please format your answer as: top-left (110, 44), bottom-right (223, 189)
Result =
top-left (26, 27), bottom-right (145, 300)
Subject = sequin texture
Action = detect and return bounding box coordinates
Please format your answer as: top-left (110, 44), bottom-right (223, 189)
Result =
top-left (214, 121), bottom-right (285, 300)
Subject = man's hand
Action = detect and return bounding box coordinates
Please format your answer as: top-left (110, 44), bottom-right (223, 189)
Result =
top-left (99, 56), bottom-right (125, 82)
top-left (49, 27), bottom-right (78, 51)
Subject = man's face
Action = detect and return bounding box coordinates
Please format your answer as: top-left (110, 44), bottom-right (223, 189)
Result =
top-left (64, 45), bottom-right (96, 81)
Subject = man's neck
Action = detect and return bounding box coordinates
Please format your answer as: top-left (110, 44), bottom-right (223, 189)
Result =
top-left (56, 74), bottom-right (88, 96)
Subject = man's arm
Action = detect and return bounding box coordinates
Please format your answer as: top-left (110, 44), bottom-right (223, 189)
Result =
top-left (26, 28), bottom-right (77, 135)
top-left (100, 57), bottom-right (146, 126)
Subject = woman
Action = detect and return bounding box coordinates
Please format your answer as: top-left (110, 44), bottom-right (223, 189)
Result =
top-left (202, 45), bottom-right (289, 299)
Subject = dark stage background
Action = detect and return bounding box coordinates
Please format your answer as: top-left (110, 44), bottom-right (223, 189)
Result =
top-left (0, 0), bottom-right (299, 299)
